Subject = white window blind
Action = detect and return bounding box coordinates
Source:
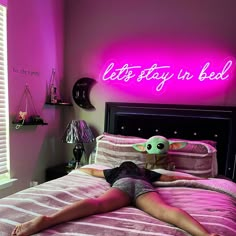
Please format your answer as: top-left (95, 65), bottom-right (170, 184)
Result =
top-left (0, 3), bottom-right (9, 180)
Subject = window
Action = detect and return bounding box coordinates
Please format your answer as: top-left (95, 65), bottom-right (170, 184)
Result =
top-left (0, 3), bottom-right (9, 183)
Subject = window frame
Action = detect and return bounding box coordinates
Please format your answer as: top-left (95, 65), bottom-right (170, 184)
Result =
top-left (0, 1), bottom-right (11, 187)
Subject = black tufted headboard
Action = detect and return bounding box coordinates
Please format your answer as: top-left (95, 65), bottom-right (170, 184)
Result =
top-left (104, 102), bottom-right (236, 182)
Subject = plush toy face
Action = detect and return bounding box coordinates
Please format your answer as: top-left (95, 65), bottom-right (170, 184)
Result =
top-left (133, 135), bottom-right (187, 155)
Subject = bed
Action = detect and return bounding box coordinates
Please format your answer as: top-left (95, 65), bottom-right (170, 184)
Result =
top-left (1, 102), bottom-right (236, 236)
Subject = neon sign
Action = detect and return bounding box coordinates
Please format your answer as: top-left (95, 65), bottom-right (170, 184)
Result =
top-left (102, 60), bottom-right (234, 92)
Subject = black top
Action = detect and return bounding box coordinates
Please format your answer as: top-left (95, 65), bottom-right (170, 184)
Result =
top-left (103, 161), bottom-right (162, 186)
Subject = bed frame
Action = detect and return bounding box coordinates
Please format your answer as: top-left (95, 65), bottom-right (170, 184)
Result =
top-left (104, 102), bottom-right (236, 182)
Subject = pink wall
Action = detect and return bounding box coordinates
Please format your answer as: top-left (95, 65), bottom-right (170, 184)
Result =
top-left (65, 0), bottom-right (236, 110)
top-left (64, 0), bottom-right (236, 134)
top-left (1, 0), bottom-right (66, 198)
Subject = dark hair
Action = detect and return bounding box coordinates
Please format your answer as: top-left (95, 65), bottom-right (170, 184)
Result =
top-left (120, 161), bottom-right (140, 172)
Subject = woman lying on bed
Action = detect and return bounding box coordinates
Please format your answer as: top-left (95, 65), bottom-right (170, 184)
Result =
top-left (12, 161), bottom-right (220, 236)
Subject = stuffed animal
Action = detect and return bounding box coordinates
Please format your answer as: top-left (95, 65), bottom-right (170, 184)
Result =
top-left (133, 135), bottom-right (187, 170)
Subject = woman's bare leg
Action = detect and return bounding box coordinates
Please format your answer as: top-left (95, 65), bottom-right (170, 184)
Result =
top-left (135, 191), bottom-right (219, 236)
top-left (11, 188), bottom-right (131, 236)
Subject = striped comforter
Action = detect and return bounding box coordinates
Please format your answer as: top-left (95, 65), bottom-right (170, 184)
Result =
top-left (0, 167), bottom-right (236, 236)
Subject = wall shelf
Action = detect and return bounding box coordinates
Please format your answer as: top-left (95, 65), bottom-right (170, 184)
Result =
top-left (13, 85), bottom-right (47, 129)
top-left (45, 102), bottom-right (72, 106)
top-left (12, 121), bottom-right (48, 126)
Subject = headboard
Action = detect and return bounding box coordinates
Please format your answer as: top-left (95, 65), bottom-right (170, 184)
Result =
top-left (104, 102), bottom-right (236, 182)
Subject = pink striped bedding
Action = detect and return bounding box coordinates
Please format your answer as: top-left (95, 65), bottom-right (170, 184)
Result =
top-left (0, 167), bottom-right (236, 236)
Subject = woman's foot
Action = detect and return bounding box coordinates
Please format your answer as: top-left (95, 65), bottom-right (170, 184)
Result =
top-left (11, 215), bottom-right (51, 236)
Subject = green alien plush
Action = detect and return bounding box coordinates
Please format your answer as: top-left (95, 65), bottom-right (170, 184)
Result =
top-left (133, 135), bottom-right (187, 170)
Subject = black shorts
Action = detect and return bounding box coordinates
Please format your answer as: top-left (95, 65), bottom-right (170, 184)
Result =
top-left (111, 177), bottom-right (156, 200)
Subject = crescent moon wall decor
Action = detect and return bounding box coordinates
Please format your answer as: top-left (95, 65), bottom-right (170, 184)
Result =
top-left (72, 77), bottom-right (96, 109)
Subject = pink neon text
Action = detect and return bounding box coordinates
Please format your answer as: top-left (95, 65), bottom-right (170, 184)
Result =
top-left (102, 60), bottom-right (234, 92)
top-left (198, 60), bottom-right (232, 81)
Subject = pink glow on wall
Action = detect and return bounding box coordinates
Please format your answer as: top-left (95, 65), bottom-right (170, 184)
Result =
top-left (99, 41), bottom-right (236, 101)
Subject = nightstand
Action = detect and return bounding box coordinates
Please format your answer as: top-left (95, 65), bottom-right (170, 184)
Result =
top-left (45, 163), bottom-right (74, 181)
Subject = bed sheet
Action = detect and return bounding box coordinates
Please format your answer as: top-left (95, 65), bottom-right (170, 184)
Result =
top-left (0, 166), bottom-right (236, 236)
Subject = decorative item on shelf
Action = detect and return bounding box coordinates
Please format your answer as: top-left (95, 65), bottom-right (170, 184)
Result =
top-left (12, 84), bottom-right (47, 129)
top-left (62, 120), bottom-right (95, 169)
top-left (48, 68), bottom-right (58, 104)
top-left (72, 77), bottom-right (96, 110)
top-left (46, 68), bottom-right (72, 106)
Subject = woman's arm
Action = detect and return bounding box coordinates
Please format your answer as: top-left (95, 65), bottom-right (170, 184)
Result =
top-left (159, 174), bottom-right (202, 182)
top-left (79, 168), bottom-right (105, 178)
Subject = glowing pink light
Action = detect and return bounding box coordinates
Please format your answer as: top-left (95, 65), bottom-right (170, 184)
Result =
top-left (102, 60), bottom-right (234, 92)
top-left (198, 60), bottom-right (232, 81)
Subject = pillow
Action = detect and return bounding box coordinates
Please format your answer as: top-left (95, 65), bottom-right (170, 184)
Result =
top-left (101, 132), bottom-right (146, 144)
top-left (94, 133), bottom-right (217, 178)
top-left (168, 139), bottom-right (217, 178)
top-left (94, 133), bottom-right (149, 168)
